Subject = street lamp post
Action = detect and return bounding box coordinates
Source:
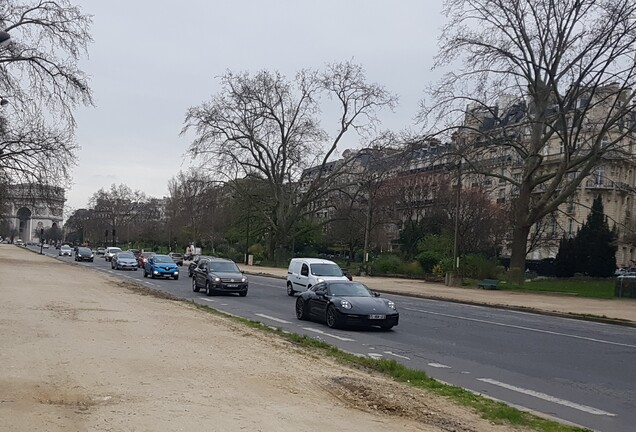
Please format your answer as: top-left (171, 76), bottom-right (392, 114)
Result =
top-left (452, 161), bottom-right (462, 277)
top-left (245, 205), bottom-right (251, 265)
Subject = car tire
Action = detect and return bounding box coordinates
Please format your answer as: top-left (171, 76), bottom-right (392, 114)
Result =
top-left (174, 275), bottom-right (179, 280)
top-left (151, 272), bottom-right (156, 279)
top-left (326, 304), bottom-right (341, 329)
top-left (239, 290), bottom-right (247, 297)
top-left (380, 324), bottom-right (394, 331)
top-left (205, 282), bottom-right (213, 297)
top-left (89, 259), bottom-right (93, 262)
top-left (134, 267), bottom-right (137, 271)
top-left (192, 277), bottom-right (199, 292)
top-left (143, 269), bottom-right (148, 278)
top-left (295, 298), bottom-right (307, 320)
top-left (286, 283), bottom-right (295, 297)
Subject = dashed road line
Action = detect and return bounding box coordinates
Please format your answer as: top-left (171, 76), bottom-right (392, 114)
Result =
top-left (428, 362), bottom-right (451, 368)
top-left (302, 328), bottom-right (355, 342)
top-left (477, 378), bottom-right (616, 416)
top-left (199, 298), bottom-right (215, 303)
top-left (255, 313), bottom-right (291, 324)
top-left (384, 351), bottom-right (410, 360)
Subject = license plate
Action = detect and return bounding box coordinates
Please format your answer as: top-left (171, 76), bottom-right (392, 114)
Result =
top-left (226, 284), bottom-right (238, 288)
top-left (369, 314), bottom-right (385, 320)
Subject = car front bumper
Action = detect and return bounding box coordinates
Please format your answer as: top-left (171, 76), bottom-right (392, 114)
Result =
top-left (151, 268), bottom-right (179, 277)
top-left (337, 311), bottom-right (399, 328)
top-left (209, 282), bottom-right (248, 294)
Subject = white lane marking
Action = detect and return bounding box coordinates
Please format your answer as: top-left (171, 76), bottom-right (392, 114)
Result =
top-left (428, 362), bottom-right (451, 368)
top-left (368, 353), bottom-right (383, 359)
top-left (477, 378), bottom-right (616, 416)
top-left (199, 298), bottom-right (216, 302)
top-left (384, 351), bottom-right (410, 360)
top-left (255, 313), bottom-right (292, 324)
top-left (220, 303), bottom-right (228, 306)
top-left (404, 307), bottom-right (636, 349)
top-left (302, 328), bottom-right (355, 342)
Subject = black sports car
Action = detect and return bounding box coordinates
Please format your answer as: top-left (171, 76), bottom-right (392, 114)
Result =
top-left (295, 280), bottom-right (398, 330)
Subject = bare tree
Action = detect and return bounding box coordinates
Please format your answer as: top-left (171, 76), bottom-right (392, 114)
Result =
top-left (89, 184), bottom-right (146, 246)
top-left (182, 61), bottom-right (397, 260)
top-left (424, 0), bottom-right (636, 272)
top-left (0, 0), bottom-right (92, 186)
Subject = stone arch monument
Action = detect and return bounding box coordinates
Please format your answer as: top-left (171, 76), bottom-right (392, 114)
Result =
top-left (1, 184), bottom-right (65, 242)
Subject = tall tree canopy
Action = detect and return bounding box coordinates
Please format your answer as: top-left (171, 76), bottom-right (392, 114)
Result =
top-left (183, 61), bottom-right (397, 259)
top-left (0, 0), bottom-right (92, 186)
top-left (425, 0), bottom-right (636, 272)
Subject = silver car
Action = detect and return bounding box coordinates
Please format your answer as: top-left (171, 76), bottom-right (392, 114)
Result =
top-left (111, 252), bottom-right (138, 271)
top-left (59, 245), bottom-right (72, 256)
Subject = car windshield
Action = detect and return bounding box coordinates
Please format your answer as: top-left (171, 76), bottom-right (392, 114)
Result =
top-left (117, 252), bottom-right (134, 259)
top-left (78, 247), bottom-right (91, 254)
top-left (311, 264), bottom-right (343, 277)
top-left (61, 246), bottom-right (71, 250)
top-left (208, 261), bottom-right (240, 273)
top-left (329, 282), bottom-right (372, 297)
top-left (109, 248), bottom-right (122, 253)
top-left (171, 253), bottom-right (183, 258)
top-left (154, 255), bottom-right (173, 263)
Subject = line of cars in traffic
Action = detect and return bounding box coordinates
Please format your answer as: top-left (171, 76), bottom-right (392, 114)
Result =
top-left (54, 245), bottom-right (399, 330)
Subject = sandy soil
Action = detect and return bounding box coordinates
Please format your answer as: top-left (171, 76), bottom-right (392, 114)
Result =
top-left (0, 246), bottom-right (528, 432)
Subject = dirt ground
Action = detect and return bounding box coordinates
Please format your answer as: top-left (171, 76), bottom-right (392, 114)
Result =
top-left (0, 246), bottom-right (529, 432)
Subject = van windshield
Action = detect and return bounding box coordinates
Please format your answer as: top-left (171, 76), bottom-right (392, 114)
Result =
top-left (311, 264), bottom-right (343, 277)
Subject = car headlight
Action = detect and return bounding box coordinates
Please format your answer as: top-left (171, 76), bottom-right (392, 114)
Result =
top-left (174, 270), bottom-right (179, 274)
top-left (386, 300), bottom-right (396, 310)
top-left (153, 270), bottom-right (159, 274)
top-left (340, 299), bottom-right (352, 309)
top-left (90, 255), bottom-right (93, 258)
top-left (241, 277), bottom-right (247, 283)
top-left (213, 277), bottom-right (221, 283)
top-left (317, 278), bottom-right (325, 283)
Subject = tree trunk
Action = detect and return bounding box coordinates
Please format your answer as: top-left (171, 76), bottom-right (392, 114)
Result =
top-left (510, 224), bottom-right (530, 271)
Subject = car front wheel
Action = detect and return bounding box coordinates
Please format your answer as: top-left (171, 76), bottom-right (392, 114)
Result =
top-left (295, 298), bottom-right (307, 320)
top-left (174, 275), bottom-right (179, 280)
top-left (192, 277), bottom-right (199, 292)
top-left (205, 282), bottom-right (213, 296)
top-left (326, 304), bottom-right (341, 329)
top-left (239, 290), bottom-right (247, 297)
top-left (286, 283), bottom-right (295, 297)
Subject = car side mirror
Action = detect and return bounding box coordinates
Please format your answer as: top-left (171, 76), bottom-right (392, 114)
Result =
top-left (373, 292), bottom-right (380, 297)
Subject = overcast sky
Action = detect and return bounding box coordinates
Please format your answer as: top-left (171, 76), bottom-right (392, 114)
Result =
top-left (68, 0), bottom-right (447, 212)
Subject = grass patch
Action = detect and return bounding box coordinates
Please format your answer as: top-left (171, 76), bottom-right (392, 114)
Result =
top-left (466, 278), bottom-right (614, 299)
top-left (504, 278), bottom-right (614, 299)
top-left (188, 300), bottom-right (590, 432)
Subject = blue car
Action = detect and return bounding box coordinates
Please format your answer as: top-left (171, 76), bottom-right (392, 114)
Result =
top-left (144, 254), bottom-right (180, 280)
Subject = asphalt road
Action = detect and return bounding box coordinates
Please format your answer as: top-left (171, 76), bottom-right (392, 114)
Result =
top-left (36, 246), bottom-right (636, 432)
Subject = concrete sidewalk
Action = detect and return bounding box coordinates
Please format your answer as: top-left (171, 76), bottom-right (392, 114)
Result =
top-left (241, 264), bottom-right (636, 325)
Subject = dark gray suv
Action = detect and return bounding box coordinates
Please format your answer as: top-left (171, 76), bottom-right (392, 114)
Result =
top-left (191, 258), bottom-right (248, 297)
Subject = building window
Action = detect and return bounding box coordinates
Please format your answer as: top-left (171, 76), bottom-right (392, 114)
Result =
top-left (593, 166), bottom-right (605, 186)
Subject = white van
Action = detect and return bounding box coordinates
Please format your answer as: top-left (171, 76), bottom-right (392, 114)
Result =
top-left (286, 258), bottom-right (349, 296)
